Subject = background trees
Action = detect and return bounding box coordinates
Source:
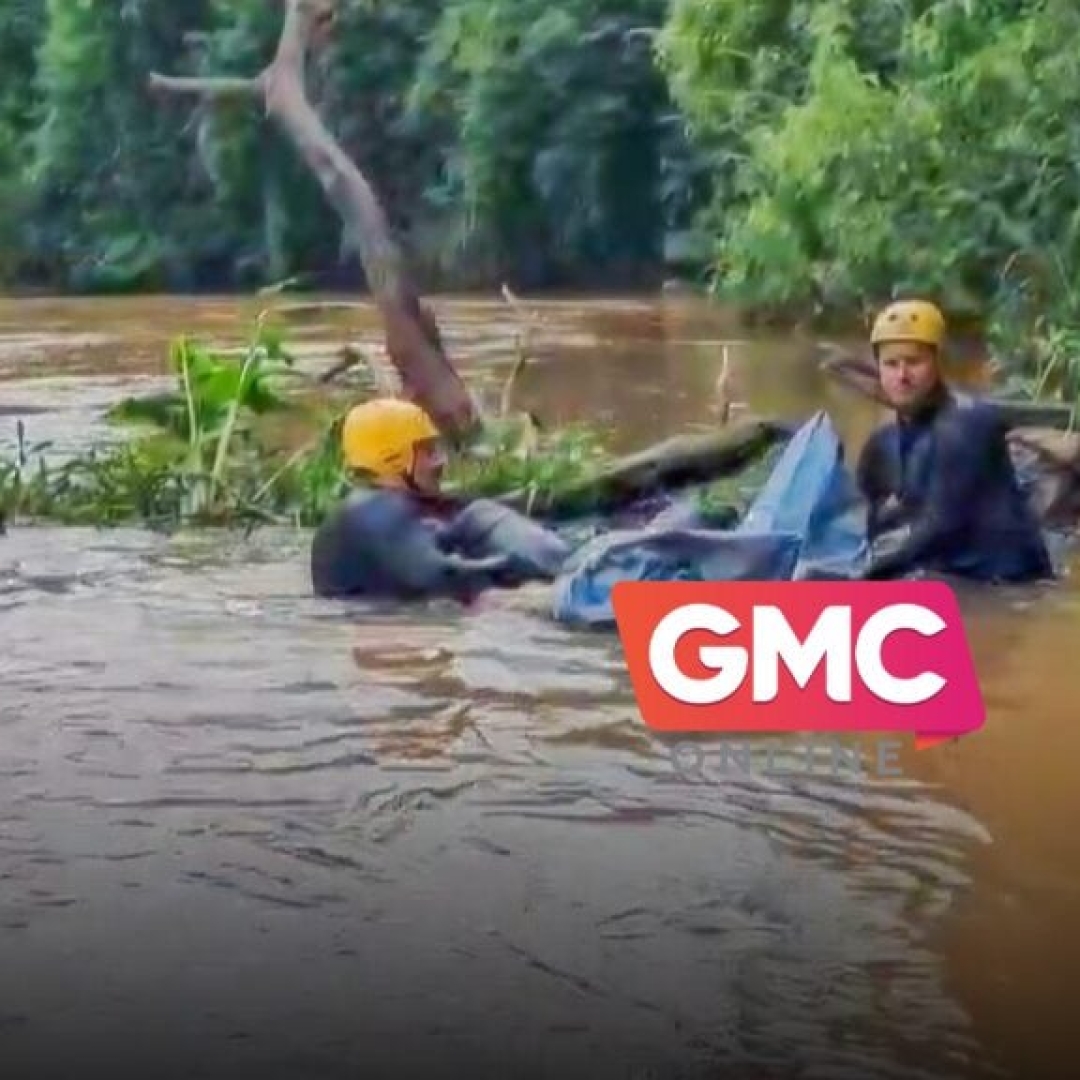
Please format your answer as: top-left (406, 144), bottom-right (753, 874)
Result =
top-left (0, 0), bottom-right (1076, 334)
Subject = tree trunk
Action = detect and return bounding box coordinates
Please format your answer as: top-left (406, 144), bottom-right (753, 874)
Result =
top-left (148, 0), bottom-right (480, 444)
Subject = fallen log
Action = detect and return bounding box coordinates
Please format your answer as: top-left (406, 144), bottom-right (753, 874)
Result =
top-left (500, 417), bottom-right (788, 519)
top-left (1004, 426), bottom-right (1080, 529)
top-left (148, 0), bottom-right (480, 445)
top-left (818, 352), bottom-right (885, 405)
top-left (1006, 427), bottom-right (1080, 470)
top-left (991, 401), bottom-right (1077, 430)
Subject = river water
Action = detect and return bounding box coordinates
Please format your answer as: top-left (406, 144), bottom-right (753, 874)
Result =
top-left (1, 294), bottom-right (1077, 1080)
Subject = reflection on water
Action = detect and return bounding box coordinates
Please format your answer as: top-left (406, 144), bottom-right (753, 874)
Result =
top-left (1, 295), bottom-right (1077, 1079)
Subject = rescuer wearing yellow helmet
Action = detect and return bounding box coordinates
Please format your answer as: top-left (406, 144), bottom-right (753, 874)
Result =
top-left (868, 299), bottom-right (947, 413)
top-left (340, 397), bottom-right (448, 494)
top-left (855, 300), bottom-right (1053, 582)
top-left (310, 397), bottom-right (569, 600)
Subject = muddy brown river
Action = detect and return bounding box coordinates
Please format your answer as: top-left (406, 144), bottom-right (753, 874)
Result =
top-left (1, 294), bottom-right (1078, 1080)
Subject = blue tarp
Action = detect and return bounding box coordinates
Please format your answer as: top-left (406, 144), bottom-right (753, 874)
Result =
top-left (736, 410), bottom-right (867, 579)
top-left (550, 411), bottom-right (870, 628)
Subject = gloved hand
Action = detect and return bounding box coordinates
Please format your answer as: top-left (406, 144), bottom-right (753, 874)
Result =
top-left (485, 555), bottom-right (530, 589)
top-left (449, 552), bottom-right (528, 591)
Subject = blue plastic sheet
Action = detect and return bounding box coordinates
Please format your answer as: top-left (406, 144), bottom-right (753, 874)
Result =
top-left (736, 410), bottom-right (867, 579)
top-left (550, 411), bottom-right (869, 628)
top-left (550, 528), bottom-right (804, 628)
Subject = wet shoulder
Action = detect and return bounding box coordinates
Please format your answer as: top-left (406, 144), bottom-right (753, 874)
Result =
top-left (938, 393), bottom-right (1005, 443)
top-left (338, 487), bottom-right (417, 532)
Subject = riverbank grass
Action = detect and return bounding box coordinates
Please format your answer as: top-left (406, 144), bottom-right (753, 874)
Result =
top-left (0, 313), bottom-right (670, 529)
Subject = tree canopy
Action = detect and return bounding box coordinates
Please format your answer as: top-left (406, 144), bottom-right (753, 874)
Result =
top-left (0, 0), bottom-right (1076, 336)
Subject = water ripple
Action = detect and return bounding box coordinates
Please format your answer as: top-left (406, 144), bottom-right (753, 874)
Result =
top-left (0, 525), bottom-right (1004, 1079)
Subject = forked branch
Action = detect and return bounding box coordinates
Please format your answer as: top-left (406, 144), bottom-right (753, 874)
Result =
top-left (148, 0), bottom-right (480, 443)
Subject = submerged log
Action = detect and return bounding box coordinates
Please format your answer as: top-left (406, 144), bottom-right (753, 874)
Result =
top-left (501, 417), bottom-right (787, 519)
top-left (148, 0), bottom-right (480, 444)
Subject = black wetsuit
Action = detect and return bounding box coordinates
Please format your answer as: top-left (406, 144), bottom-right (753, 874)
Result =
top-left (310, 488), bottom-right (566, 602)
top-left (856, 387), bottom-right (1054, 582)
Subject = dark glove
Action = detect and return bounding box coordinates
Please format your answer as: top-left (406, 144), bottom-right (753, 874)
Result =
top-left (859, 559), bottom-right (889, 581)
top-left (484, 555), bottom-right (529, 589)
top-left (448, 553), bottom-right (526, 591)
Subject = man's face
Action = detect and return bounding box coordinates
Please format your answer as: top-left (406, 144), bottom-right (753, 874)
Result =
top-left (409, 437), bottom-right (448, 494)
top-left (877, 341), bottom-right (940, 413)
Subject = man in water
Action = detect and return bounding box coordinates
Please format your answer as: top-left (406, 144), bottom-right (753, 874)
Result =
top-left (310, 397), bottom-right (567, 601)
top-left (856, 299), bottom-right (1054, 582)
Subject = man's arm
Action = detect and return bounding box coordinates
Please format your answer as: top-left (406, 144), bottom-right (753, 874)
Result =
top-left (856, 432), bottom-right (903, 540)
top-left (349, 495), bottom-right (520, 600)
top-left (862, 408), bottom-right (997, 579)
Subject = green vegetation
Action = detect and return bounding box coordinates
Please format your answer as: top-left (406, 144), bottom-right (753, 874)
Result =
top-left (0, 1), bottom-right (1075, 394)
top-left (1, 315), bottom-right (339, 527)
top-left (0, 311), bottom-right (629, 528)
top-left (0, 0), bottom-right (688, 292)
top-left (0, 5), bottom-right (1073, 316)
top-left (0, 302), bottom-right (776, 530)
top-left (658, 0), bottom-right (1080, 404)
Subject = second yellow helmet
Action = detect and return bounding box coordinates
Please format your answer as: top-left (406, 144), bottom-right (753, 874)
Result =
top-left (340, 398), bottom-right (440, 483)
top-left (870, 300), bottom-right (946, 349)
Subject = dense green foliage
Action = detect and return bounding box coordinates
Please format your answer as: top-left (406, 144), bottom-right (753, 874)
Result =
top-left (661, 0), bottom-right (1080, 313)
top-left (659, 0), bottom-right (1080, 380)
top-left (0, 0), bottom-right (691, 292)
top-left (1, 0), bottom-right (1079, 394)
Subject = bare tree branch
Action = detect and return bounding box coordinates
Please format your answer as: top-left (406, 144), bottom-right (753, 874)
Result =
top-left (148, 72), bottom-right (260, 98)
top-left (148, 0), bottom-right (481, 443)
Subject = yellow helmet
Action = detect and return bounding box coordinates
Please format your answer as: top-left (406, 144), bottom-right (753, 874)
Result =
top-left (340, 398), bottom-right (440, 482)
top-left (870, 300), bottom-right (946, 349)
